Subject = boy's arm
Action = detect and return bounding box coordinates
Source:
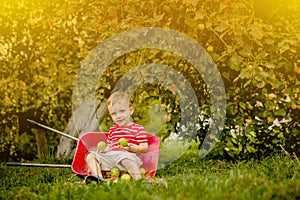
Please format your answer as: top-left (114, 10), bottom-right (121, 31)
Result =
top-left (120, 142), bottom-right (148, 154)
top-left (105, 143), bottom-right (112, 152)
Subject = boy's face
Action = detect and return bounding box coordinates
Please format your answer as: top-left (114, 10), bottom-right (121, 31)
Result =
top-left (108, 99), bottom-right (134, 127)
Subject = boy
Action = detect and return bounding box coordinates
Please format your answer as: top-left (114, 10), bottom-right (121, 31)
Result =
top-left (85, 91), bottom-right (148, 183)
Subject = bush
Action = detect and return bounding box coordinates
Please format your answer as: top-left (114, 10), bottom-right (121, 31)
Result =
top-left (0, 0), bottom-right (299, 161)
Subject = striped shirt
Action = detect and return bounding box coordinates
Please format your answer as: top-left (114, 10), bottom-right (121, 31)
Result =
top-left (107, 123), bottom-right (148, 151)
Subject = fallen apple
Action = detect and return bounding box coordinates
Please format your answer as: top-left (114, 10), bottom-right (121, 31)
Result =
top-left (120, 173), bottom-right (131, 182)
top-left (110, 167), bottom-right (120, 177)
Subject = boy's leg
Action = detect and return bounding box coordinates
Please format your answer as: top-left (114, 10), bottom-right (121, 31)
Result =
top-left (120, 158), bottom-right (142, 180)
top-left (85, 153), bottom-right (104, 178)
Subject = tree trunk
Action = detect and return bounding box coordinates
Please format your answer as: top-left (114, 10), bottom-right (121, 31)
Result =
top-left (56, 99), bottom-right (107, 159)
top-left (32, 128), bottom-right (48, 158)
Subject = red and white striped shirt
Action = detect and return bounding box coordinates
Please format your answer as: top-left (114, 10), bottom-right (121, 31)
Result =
top-left (107, 123), bottom-right (148, 151)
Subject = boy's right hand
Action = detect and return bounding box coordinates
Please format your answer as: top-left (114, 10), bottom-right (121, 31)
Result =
top-left (97, 149), bottom-right (107, 154)
top-left (98, 144), bottom-right (112, 153)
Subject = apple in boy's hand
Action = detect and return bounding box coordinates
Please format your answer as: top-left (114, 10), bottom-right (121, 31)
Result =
top-left (97, 141), bottom-right (106, 151)
top-left (118, 138), bottom-right (128, 147)
top-left (110, 167), bottom-right (120, 177)
top-left (120, 173), bottom-right (131, 182)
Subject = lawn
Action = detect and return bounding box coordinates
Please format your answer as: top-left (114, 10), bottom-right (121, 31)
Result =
top-left (1, 152), bottom-right (299, 200)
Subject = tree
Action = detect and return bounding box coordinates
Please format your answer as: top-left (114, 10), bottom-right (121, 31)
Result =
top-left (1, 0), bottom-right (299, 161)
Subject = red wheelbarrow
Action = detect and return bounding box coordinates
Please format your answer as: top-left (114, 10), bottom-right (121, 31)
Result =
top-left (72, 132), bottom-right (160, 178)
top-left (7, 120), bottom-right (160, 179)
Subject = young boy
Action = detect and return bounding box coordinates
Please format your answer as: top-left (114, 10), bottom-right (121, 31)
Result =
top-left (85, 91), bottom-right (148, 182)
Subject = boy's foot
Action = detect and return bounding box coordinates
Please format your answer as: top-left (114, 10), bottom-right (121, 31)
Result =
top-left (88, 175), bottom-right (105, 183)
top-left (81, 175), bottom-right (105, 184)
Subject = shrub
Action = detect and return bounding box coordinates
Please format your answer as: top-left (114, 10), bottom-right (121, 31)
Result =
top-left (0, 0), bottom-right (299, 160)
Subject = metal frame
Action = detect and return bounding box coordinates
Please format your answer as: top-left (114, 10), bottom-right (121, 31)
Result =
top-left (6, 119), bottom-right (78, 168)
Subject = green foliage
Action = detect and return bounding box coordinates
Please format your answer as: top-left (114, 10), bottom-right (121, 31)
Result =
top-left (0, 153), bottom-right (299, 199)
top-left (0, 0), bottom-right (299, 161)
top-left (96, 48), bottom-right (209, 141)
top-left (0, 0), bottom-right (79, 160)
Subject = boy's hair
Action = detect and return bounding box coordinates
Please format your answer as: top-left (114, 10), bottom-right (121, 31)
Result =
top-left (107, 91), bottom-right (131, 108)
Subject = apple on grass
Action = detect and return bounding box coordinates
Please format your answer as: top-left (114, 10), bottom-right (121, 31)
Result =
top-left (118, 138), bottom-right (128, 147)
top-left (120, 173), bottom-right (131, 182)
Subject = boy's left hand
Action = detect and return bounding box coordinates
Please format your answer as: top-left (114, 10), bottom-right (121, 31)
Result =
top-left (119, 144), bottom-right (137, 152)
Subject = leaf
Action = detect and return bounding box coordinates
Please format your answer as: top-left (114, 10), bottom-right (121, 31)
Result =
top-left (228, 55), bottom-right (243, 71)
top-left (239, 68), bottom-right (252, 79)
top-left (153, 12), bottom-right (165, 23)
top-left (239, 49), bottom-right (251, 57)
top-left (248, 24), bottom-right (264, 40)
top-left (215, 23), bottom-right (228, 32)
top-left (239, 102), bottom-right (246, 110)
top-left (193, 11), bottom-right (204, 20)
top-left (264, 38), bottom-right (275, 45)
top-left (184, 17), bottom-right (197, 28)
top-left (255, 50), bottom-right (269, 61)
top-left (233, 74), bottom-right (240, 83)
top-left (264, 62), bottom-right (276, 69)
top-left (230, 132), bottom-right (237, 139)
top-left (249, 131), bottom-right (256, 137)
top-left (278, 40), bottom-right (290, 54)
top-left (236, 2), bottom-right (247, 9)
top-left (219, 2), bottom-right (229, 12)
top-left (246, 144), bottom-right (257, 153)
top-left (244, 79), bottom-right (252, 88)
top-left (275, 109), bottom-right (286, 117)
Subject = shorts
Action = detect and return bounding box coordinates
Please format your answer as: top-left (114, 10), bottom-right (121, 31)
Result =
top-left (89, 150), bottom-right (142, 171)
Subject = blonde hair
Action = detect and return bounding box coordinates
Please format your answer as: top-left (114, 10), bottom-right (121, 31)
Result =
top-left (107, 91), bottom-right (131, 108)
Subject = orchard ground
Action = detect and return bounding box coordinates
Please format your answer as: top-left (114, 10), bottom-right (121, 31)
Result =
top-left (1, 144), bottom-right (299, 200)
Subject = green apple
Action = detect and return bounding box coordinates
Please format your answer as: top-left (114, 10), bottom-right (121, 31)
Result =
top-left (120, 173), bottom-right (131, 182)
top-left (140, 167), bottom-right (146, 176)
top-left (118, 138), bottom-right (128, 147)
top-left (198, 23), bottom-right (205, 31)
top-left (206, 45), bottom-right (214, 52)
top-left (97, 141), bottom-right (106, 151)
top-left (110, 167), bottom-right (120, 177)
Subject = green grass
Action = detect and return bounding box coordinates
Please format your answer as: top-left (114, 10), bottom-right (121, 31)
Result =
top-left (1, 153), bottom-right (299, 200)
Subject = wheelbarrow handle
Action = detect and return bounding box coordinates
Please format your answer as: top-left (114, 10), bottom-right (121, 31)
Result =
top-left (27, 119), bottom-right (79, 141)
top-left (6, 162), bottom-right (71, 168)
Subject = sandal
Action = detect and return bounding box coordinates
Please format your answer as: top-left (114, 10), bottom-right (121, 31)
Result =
top-left (81, 175), bottom-right (105, 184)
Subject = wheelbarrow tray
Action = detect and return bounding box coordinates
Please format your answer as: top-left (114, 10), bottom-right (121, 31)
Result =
top-left (71, 132), bottom-right (160, 178)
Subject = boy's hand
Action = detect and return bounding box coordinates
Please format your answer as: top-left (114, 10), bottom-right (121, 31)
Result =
top-left (98, 144), bottom-right (112, 153)
top-left (118, 144), bottom-right (129, 151)
top-left (119, 144), bottom-right (137, 152)
top-left (97, 149), bottom-right (107, 154)
top-left (119, 143), bottom-right (148, 153)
